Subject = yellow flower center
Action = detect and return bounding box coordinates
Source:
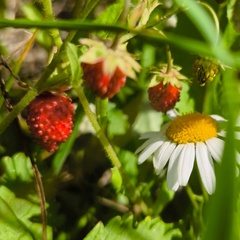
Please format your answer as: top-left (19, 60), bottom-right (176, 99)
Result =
top-left (165, 113), bottom-right (218, 144)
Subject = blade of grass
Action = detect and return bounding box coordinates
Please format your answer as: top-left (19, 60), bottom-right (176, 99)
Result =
top-left (203, 69), bottom-right (238, 240)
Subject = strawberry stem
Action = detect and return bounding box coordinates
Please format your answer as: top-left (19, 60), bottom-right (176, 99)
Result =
top-left (166, 44), bottom-right (172, 73)
top-left (111, 33), bottom-right (121, 49)
top-left (185, 185), bottom-right (204, 233)
top-left (39, 0), bottom-right (62, 48)
top-left (96, 97), bottom-right (108, 131)
top-left (36, 0), bottom-right (101, 91)
top-left (111, 0), bottom-right (130, 49)
top-left (74, 85), bottom-right (144, 206)
top-left (0, 88), bottom-right (38, 135)
top-left (0, 0), bottom-right (100, 135)
top-left (74, 86), bottom-right (122, 168)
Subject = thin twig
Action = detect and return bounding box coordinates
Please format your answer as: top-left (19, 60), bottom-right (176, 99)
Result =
top-left (97, 196), bottom-right (129, 213)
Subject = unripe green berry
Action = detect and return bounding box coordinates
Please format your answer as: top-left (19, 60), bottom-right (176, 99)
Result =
top-left (192, 57), bottom-right (219, 86)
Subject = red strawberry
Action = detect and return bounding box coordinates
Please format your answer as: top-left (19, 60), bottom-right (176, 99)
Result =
top-left (80, 38), bottom-right (141, 99)
top-left (26, 91), bottom-right (75, 152)
top-left (81, 61), bottom-right (126, 98)
top-left (148, 82), bottom-right (181, 112)
top-left (148, 65), bottom-right (186, 112)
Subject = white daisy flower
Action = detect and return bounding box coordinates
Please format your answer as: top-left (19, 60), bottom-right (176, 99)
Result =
top-left (136, 112), bottom-right (239, 194)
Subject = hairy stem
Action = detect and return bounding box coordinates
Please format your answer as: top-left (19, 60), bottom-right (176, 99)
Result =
top-left (74, 85), bottom-right (122, 168)
top-left (0, 89), bottom-right (38, 134)
top-left (96, 97), bottom-right (108, 131)
top-left (38, 0), bottom-right (62, 48)
top-left (74, 85), bottom-right (145, 209)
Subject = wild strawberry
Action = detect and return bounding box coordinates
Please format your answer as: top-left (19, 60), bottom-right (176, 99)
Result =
top-left (192, 57), bottom-right (219, 86)
top-left (148, 65), bottom-right (186, 112)
top-left (148, 82), bottom-right (181, 112)
top-left (80, 38), bottom-right (141, 99)
top-left (81, 61), bottom-right (126, 99)
top-left (26, 91), bottom-right (75, 152)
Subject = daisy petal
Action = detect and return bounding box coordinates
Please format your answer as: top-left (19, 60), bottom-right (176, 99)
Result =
top-left (153, 141), bottom-right (176, 173)
top-left (205, 138), bottom-right (224, 162)
top-left (166, 109), bottom-right (178, 119)
top-left (178, 143), bottom-right (195, 186)
top-left (139, 132), bottom-right (162, 140)
top-left (139, 123), bottom-right (170, 140)
top-left (167, 144), bottom-right (184, 191)
top-left (211, 115), bottom-right (227, 122)
top-left (196, 142), bottom-right (216, 194)
top-left (135, 137), bottom-right (163, 154)
top-left (137, 140), bottom-right (163, 164)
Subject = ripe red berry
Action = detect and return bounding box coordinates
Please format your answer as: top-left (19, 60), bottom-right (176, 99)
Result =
top-left (148, 82), bottom-right (181, 113)
top-left (79, 38), bottom-right (140, 99)
top-left (26, 91), bottom-right (75, 152)
top-left (81, 61), bottom-right (126, 98)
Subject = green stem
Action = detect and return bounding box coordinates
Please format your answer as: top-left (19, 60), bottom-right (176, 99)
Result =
top-left (166, 44), bottom-right (172, 73)
top-left (36, 0), bottom-right (101, 91)
top-left (74, 85), bottom-right (145, 206)
top-left (186, 186), bottom-right (204, 237)
top-left (0, 19), bottom-right (127, 31)
top-left (38, 0), bottom-right (62, 48)
top-left (185, 185), bottom-right (199, 210)
top-left (76, 0), bottom-right (101, 20)
top-left (146, 7), bottom-right (182, 29)
top-left (0, 89), bottom-right (38, 134)
top-left (111, 33), bottom-right (122, 49)
top-left (0, 30), bottom-right (37, 108)
top-left (197, 1), bottom-right (220, 45)
top-left (0, 0), bottom-right (100, 135)
top-left (74, 85), bottom-right (122, 168)
top-left (111, 0), bottom-right (130, 49)
top-left (96, 97), bottom-right (108, 130)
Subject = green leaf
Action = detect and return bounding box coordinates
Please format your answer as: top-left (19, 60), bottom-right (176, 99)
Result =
top-left (79, 0), bottom-right (101, 20)
top-left (107, 103), bottom-right (128, 137)
top-left (21, 3), bottom-right (43, 20)
top-left (83, 222), bottom-right (105, 239)
top-left (84, 215), bottom-right (181, 240)
top-left (227, 0), bottom-right (240, 32)
top-left (174, 0), bottom-right (218, 46)
top-left (1, 152), bottom-right (33, 182)
top-left (133, 94), bottom-right (164, 133)
top-left (94, 0), bottom-right (124, 25)
top-left (117, 149), bottom-right (138, 185)
top-left (93, 0), bottom-right (125, 38)
top-left (175, 81), bottom-right (195, 114)
top-left (0, 185), bottom-right (52, 240)
top-left (203, 69), bottom-right (239, 240)
top-left (21, 3), bottom-right (52, 48)
top-left (66, 42), bottom-right (82, 86)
